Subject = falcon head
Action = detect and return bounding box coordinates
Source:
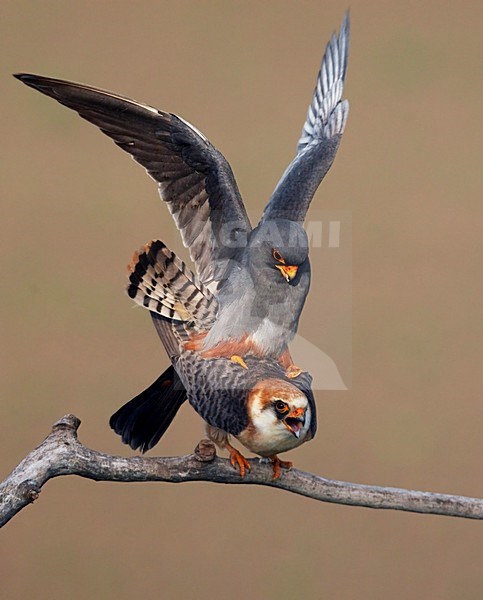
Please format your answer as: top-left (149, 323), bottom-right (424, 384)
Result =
top-left (237, 378), bottom-right (312, 457)
top-left (247, 220), bottom-right (309, 284)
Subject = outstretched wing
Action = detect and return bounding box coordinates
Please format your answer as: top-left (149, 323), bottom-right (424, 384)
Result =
top-left (261, 12), bottom-right (350, 224)
top-left (14, 74), bottom-right (251, 289)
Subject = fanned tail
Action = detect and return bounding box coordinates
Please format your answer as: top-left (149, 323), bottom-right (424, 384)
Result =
top-left (115, 240), bottom-right (216, 452)
top-left (127, 240), bottom-right (217, 328)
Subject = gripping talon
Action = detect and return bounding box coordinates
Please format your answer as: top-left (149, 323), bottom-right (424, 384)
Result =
top-left (286, 364), bottom-right (303, 379)
top-left (269, 455), bottom-right (293, 480)
top-left (231, 355), bottom-right (248, 369)
top-left (226, 444), bottom-right (251, 477)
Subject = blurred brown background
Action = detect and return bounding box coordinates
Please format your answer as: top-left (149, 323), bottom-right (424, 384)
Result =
top-left (1, 1), bottom-right (482, 598)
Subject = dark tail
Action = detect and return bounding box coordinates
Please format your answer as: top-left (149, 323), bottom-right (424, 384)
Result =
top-left (109, 365), bottom-right (186, 453)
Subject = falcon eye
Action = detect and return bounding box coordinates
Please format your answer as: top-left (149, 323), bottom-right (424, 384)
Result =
top-left (272, 248), bottom-right (285, 264)
top-left (274, 400), bottom-right (288, 414)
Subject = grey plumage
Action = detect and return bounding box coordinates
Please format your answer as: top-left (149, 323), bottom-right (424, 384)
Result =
top-left (262, 11), bottom-right (350, 224)
top-left (14, 72), bottom-right (251, 293)
top-left (203, 220), bottom-right (311, 356)
top-left (15, 14), bottom-right (349, 459)
top-left (14, 13), bottom-right (350, 360)
top-left (177, 353), bottom-right (316, 439)
top-left (131, 250), bottom-right (317, 445)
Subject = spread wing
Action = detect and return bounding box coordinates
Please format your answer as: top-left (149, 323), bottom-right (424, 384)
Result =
top-left (261, 12), bottom-right (350, 224)
top-left (14, 74), bottom-right (251, 289)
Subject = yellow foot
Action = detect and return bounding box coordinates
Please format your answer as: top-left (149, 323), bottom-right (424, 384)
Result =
top-left (269, 455), bottom-right (293, 480)
top-left (286, 364), bottom-right (303, 379)
top-left (231, 355), bottom-right (248, 369)
top-left (227, 445), bottom-right (251, 477)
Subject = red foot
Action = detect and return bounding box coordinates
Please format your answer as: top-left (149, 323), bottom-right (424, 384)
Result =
top-left (269, 455), bottom-right (293, 480)
top-left (226, 444), bottom-right (251, 477)
top-left (285, 364), bottom-right (303, 379)
top-left (279, 349), bottom-right (303, 378)
top-left (230, 355), bottom-right (248, 369)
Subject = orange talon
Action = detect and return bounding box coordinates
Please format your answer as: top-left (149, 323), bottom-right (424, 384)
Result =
top-left (286, 364), bottom-right (303, 379)
top-left (278, 349), bottom-right (303, 378)
top-left (230, 355), bottom-right (248, 369)
top-left (226, 443), bottom-right (251, 477)
top-left (269, 455), bottom-right (293, 480)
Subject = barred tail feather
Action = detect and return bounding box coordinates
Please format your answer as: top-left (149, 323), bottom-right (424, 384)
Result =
top-left (127, 240), bottom-right (217, 327)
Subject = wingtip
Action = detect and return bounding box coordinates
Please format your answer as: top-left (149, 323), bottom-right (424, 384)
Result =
top-left (12, 72), bottom-right (44, 89)
top-left (342, 8), bottom-right (351, 28)
top-left (341, 9), bottom-right (350, 39)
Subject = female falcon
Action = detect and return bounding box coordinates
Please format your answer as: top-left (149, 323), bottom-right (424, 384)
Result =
top-left (110, 241), bottom-right (317, 479)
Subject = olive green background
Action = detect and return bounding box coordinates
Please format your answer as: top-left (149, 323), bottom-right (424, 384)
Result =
top-left (1, 1), bottom-right (482, 598)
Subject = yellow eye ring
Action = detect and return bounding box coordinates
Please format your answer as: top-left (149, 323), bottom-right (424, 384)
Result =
top-left (275, 400), bottom-right (288, 413)
top-left (272, 248), bottom-right (285, 263)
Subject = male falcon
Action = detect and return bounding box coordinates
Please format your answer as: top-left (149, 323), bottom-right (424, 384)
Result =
top-left (110, 241), bottom-right (317, 478)
top-left (14, 13), bottom-right (350, 378)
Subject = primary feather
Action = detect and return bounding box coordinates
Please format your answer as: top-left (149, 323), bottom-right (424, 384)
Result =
top-left (261, 11), bottom-right (350, 223)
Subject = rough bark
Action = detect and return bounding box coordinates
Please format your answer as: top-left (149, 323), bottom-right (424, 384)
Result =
top-left (1, 414), bottom-right (481, 528)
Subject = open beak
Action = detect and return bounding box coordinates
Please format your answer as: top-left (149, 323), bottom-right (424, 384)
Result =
top-left (283, 407), bottom-right (306, 438)
top-left (275, 264), bottom-right (299, 282)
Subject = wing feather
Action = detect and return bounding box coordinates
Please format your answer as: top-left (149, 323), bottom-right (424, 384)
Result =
top-left (261, 12), bottom-right (350, 224)
top-left (14, 73), bottom-right (251, 288)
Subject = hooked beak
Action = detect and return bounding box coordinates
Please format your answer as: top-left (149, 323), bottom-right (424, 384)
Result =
top-left (275, 264), bottom-right (299, 282)
top-left (283, 407), bottom-right (306, 438)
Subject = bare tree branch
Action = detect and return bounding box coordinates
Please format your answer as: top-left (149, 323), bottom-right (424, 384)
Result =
top-left (1, 414), bottom-right (481, 527)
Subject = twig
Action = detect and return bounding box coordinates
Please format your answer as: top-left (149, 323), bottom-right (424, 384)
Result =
top-left (1, 414), bottom-right (481, 527)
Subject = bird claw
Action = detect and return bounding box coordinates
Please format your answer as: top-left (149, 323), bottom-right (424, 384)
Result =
top-left (286, 364), bottom-right (303, 379)
top-left (231, 355), bottom-right (248, 369)
top-left (269, 456), bottom-right (293, 480)
top-left (228, 447), bottom-right (251, 477)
